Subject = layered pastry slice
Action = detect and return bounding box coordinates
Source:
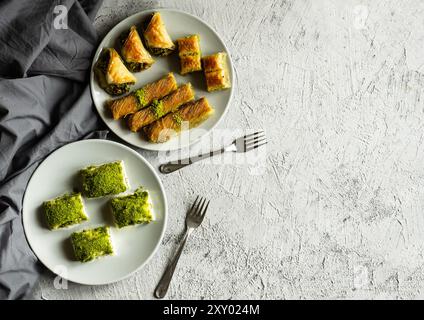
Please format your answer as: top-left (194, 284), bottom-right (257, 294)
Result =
top-left (202, 52), bottom-right (231, 92)
top-left (110, 187), bottom-right (153, 228)
top-left (119, 25), bottom-right (155, 72)
top-left (144, 97), bottom-right (214, 143)
top-left (108, 73), bottom-right (177, 120)
top-left (127, 83), bottom-right (195, 132)
top-left (80, 161), bottom-right (129, 198)
top-left (143, 12), bottom-right (175, 56)
top-left (176, 35), bottom-right (202, 75)
top-left (43, 193), bottom-right (88, 230)
top-left (71, 226), bottom-right (114, 262)
top-left (94, 48), bottom-right (136, 96)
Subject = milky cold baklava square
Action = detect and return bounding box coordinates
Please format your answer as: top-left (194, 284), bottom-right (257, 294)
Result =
top-left (43, 193), bottom-right (88, 230)
top-left (71, 226), bottom-right (114, 262)
top-left (80, 161), bottom-right (129, 198)
top-left (110, 188), bottom-right (153, 228)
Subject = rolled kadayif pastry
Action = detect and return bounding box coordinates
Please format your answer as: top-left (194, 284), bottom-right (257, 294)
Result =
top-left (127, 83), bottom-right (195, 132)
top-left (108, 73), bottom-right (177, 120)
top-left (143, 97), bottom-right (214, 143)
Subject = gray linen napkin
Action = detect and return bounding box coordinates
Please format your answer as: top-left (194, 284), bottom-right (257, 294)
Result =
top-left (0, 0), bottom-right (106, 299)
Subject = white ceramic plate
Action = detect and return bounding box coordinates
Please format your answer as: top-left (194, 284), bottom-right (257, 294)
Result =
top-left (22, 140), bottom-right (167, 285)
top-left (90, 8), bottom-right (234, 151)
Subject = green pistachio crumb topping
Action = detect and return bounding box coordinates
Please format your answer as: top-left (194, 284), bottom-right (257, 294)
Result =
top-left (134, 88), bottom-right (147, 108)
top-left (110, 187), bottom-right (153, 228)
top-left (105, 83), bottom-right (132, 96)
top-left (80, 161), bottom-right (128, 198)
top-left (172, 112), bottom-right (183, 127)
top-left (71, 226), bottom-right (113, 262)
top-left (150, 100), bottom-right (165, 119)
top-left (43, 193), bottom-right (88, 230)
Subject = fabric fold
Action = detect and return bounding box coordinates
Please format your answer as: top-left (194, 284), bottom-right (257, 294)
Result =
top-left (0, 0), bottom-right (105, 299)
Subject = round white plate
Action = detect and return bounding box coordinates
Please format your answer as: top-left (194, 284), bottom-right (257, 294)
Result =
top-left (90, 8), bottom-right (234, 151)
top-left (22, 140), bottom-right (167, 285)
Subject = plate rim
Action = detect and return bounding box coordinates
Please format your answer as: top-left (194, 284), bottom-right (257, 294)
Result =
top-left (89, 7), bottom-right (235, 151)
top-left (22, 139), bottom-right (168, 285)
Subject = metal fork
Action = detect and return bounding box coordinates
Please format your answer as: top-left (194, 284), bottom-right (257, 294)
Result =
top-left (154, 196), bottom-right (210, 299)
top-left (159, 131), bottom-right (267, 174)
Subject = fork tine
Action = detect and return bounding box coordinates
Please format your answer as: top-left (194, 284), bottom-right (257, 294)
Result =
top-left (245, 137), bottom-right (266, 148)
top-left (194, 197), bottom-right (205, 215)
top-left (244, 133), bottom-right (265, 144)
top-left (189, 196), bottom-right (200, 215)
top-left (243, 130), bottom-right (264, 140)
top-left (196, 197), bottom-right (207, 215)
top-left (246, 141), bottom-right (267, 151)
top-left (201, 200), bottom-right (210, 218)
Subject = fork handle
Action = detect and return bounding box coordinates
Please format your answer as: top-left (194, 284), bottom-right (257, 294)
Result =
top-left (159, 148), bottom-right (226, 174)
top-left (154, 228), bottom-right (193, 299)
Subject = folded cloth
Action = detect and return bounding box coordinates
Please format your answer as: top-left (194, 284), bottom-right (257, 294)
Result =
top-left (0, 0), bottom-right (106, 299)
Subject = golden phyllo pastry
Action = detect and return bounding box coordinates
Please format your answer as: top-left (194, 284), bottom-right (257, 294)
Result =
top-left (128, 83), bottom-right (195, 132)
top-left (94, 48), bottom-right (137, 96)
top-left (108, 73), bottom-right (177, 120)
top-left (120, 25), bottom-right (155, 72)
top-left (176, 35), bottom-right (202, 75)
top-left (143, 12), bottom-right (175, 56)
top-left (144, 97), bottom-right (214, 143)
top-left (202, 52), bottom-right (231, 92)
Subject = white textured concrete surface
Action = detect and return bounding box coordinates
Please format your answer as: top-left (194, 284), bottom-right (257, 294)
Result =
top-left (33, 0), bottom-right (424, 299)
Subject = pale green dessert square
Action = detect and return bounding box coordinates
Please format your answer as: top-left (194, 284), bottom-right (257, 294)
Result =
top-left (80, 161), bottom-right (128, 198)
top-left (43, 193), bottom-right (88, 230)
top-left (71, 226), bottom-right (113, 262)
top-left (110, 188), bottom-right (153, 228)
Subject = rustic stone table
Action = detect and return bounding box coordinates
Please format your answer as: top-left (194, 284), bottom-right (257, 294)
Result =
top-left (32, 0), bottom-right (424, 299)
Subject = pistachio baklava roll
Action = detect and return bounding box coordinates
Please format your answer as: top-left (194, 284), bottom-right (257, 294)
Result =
top-left (127, 83), bottom-right (195, 132)
top-left (108, 73), bottom-right (177, 120)
top-left (176, 35), bottom-right (202, 75)
top-left (143, 97), bottom-right (214, 143)
top-left (94, 48), bottom-right (137, 96)
top-left (119, 25), bottom-right (155, 72)
top-left (143, 12), bottom-right (175, 56)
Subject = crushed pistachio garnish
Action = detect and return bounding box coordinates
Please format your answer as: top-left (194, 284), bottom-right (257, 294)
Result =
top-left (172, 112), bottom-right (183, 126)
top-left (71, 226), bottom-right (113, 262)
top-left (110, 187), bottom-right (153, 228)
top-left (43, 193), bottom-right (88, 230)
top-left (150, 100), bottom-right (165, 119)
top-left (134, 88), bottom-right (146, 108)
top-left (80, 161), bottom-right (128, 198)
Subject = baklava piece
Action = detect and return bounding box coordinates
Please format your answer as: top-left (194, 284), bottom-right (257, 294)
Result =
top-left (119, 25), bottom-right (155, 72)
top-left (71, 226), bottom-right (114, 262)
top-left (127, 83), bottom-right (195, 132)
top-left (143, 12), bottom-right (175, 56)
top-left (110, 187), bottom-right (153, 228)
top-left (43, 193), bottom-right (88, 230)
top-left (144, 97), bottom-right (214, 143)
top-left (80, 161), bottom-right (129, 198)
top-left (94, 48), bottom-right (136, 96)
top-left (202, 52), bottom-right (231, 92)
top-left (108, 73), bottom-right (177, 120)
top-left (176, 35), bottom-right (202, 75)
